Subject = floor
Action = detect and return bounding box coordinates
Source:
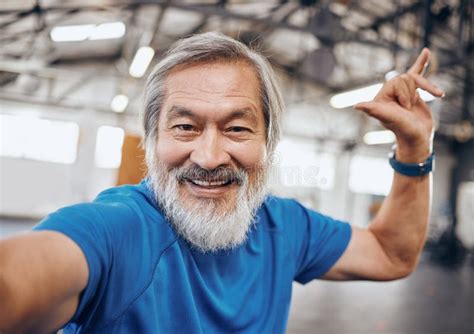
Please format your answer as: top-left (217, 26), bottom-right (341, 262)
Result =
top-left (1, 219), bottom-right (473, 334)
top-left (287, 255), bottom-right (473, 334)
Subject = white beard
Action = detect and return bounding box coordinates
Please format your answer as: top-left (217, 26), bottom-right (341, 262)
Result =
top-left (147, 157), bottom-right (268, 253)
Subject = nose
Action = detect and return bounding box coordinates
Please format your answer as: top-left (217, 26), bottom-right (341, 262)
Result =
top-left (190, 129), bottom-right (231, 170)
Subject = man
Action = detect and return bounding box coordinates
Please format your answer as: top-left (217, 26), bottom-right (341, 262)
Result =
top-left (0, 32), bottom-right (444, 333)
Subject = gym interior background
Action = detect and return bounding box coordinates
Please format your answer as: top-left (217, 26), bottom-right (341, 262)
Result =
top-left (0, 0), bottom-right (472, 333)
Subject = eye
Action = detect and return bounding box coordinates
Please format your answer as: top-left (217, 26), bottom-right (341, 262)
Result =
top-left (174, 124), bottom-right (196, 131)
top-left (227, 126), bottom-right (251, 133)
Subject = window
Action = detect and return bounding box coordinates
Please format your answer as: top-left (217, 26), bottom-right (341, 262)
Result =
top-left (94, 126), bottom-right (125, 169)
top-left (273, 138), bottom-right (335, 190)
top-left (0, 114), bottom-right (79, 164)
top-left (349, 155), bottom-right (393, 196)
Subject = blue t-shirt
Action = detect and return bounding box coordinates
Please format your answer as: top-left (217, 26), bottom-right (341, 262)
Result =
top-left (34, 179), bottom-right (351, 333)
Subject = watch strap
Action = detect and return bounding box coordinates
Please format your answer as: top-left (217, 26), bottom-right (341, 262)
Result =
top-left (389, 150), bottom-right (435, 177)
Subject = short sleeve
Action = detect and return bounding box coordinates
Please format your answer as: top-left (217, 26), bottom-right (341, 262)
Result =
top-left (291, 201), bottom-right (352, 284)
top-left (33, 203), bottom-right (113, 323)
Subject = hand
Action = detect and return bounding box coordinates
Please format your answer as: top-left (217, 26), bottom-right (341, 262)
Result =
top-left (354, 48), bottom-right (444, 162)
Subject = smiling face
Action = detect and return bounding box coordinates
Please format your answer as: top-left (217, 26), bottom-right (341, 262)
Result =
top-left (148, 61), bottom-right (270, 252)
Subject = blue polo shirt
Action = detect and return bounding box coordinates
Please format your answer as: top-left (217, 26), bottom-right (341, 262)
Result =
top-left (34, 180), bottom-right (351, 333)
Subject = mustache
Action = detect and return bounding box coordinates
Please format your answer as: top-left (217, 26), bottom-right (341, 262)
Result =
top-left (175, 165), bottom-right (246, 185)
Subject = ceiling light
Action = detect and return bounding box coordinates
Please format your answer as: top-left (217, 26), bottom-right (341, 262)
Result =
top-left (330, 84), bottom-right (438, 109)
top-left (50, 24), bottom-right (95, 42)
top-left (417, 88), bottom-right (436, 102)
top-left (129, 46), bottom-right (155, 78)
top-left (330, 83), bottom-right (383, 109)
top-left (384, 70), bottom-right (399, 81)
top-left (50, 22), bottom-right (126, 42)
top-left (363, 130), bottom-right (396, 145)
top-left (111, 94), bottom-right (129, 113)
top-left (89, 22), bottom-right (126, 40)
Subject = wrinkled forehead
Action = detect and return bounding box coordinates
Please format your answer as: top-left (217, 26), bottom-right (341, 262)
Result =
top-left (161, 60), bottom-right (264, 120)
top-left (169, 57), bottom-right (259, 79)
top-left (165, 59), bottom-right (261, 94)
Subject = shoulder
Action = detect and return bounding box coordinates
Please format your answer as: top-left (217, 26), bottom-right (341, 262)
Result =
top-left (36, 181), bottom-right (175, 254)
top-left (263, 195), bottom-right (305, 212)
top-left (91, 180), bottom-right (166, 227)
top-left (261, 195), bottom-right (349, 235)
top-left (262, 196), bottom-right (352, 283)
top-left (93, 181), bottom-right (157, 217)
top-left (96, 182), bottom-right (176, 247)
top-left (260, 195), bottom-right (312, 231)
top-left (44, 183), bottom-right (154, 230)
top-left (262, 195), bottom-right (311, 219)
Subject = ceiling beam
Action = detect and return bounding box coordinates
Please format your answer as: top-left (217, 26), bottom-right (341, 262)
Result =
top-left (364, 2), bottom-right (423, 31)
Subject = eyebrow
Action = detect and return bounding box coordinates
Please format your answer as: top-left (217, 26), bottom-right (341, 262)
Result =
top-left (165, 105), bottom-right (259, 126)
top-left (165, 106), bottom-right (196, 124)
top-left (223, 108), bottom-right (259, 125)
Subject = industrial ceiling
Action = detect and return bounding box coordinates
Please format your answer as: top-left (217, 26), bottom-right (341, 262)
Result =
top-left (0, 0), bottom-right (472, 143)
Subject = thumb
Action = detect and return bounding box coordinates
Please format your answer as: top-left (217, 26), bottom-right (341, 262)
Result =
top-left (354, 101), bottom-right (399, 125)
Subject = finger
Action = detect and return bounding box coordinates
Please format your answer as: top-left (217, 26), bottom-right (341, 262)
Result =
top-left (417, 95), bottom-right (430, 113)
top-left (408, 48), bottom-right (430, 76)
top-left (377, 77), bottom-right (413, 110)
top-left (396, 79), bottom-right (413, 110)
top-left (414, 90), bottom-right (422, 106)
top-left (400, 74), bottom-right (418, 105)
top-left (413, 75), bottom-right (445, 97)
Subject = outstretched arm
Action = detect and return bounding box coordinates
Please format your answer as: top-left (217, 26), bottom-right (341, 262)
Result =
top-left (323, 48), bottom-right (444, 281)
top-left (0, 231), bottom-right (88, 333)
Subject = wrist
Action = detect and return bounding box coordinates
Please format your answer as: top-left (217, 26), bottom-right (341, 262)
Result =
top-left (395, 140), bottom-right (432, 163)
top-left (389, 145), bottom-right (435, 177)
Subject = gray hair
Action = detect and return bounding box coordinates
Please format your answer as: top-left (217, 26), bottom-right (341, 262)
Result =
top-left (141, 31), bottom-right (284, 169)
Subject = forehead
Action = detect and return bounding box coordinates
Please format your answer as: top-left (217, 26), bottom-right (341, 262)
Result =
top-left (162, 61), bottom-right (262, 118)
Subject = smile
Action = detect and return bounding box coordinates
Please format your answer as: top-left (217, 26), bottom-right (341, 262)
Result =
top-left (188, 179), bottom-right (233, 187)
top-left (183, 178), bottom-right (238, 198)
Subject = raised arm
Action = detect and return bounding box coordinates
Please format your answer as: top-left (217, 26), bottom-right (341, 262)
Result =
top-left (323, 48), bottom-right (444, 281)
top-left (0, 231), bottom-right (88, 333)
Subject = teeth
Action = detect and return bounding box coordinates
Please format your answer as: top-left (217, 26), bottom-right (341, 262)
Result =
top-left (191, 179), bottom-right (228, 187)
